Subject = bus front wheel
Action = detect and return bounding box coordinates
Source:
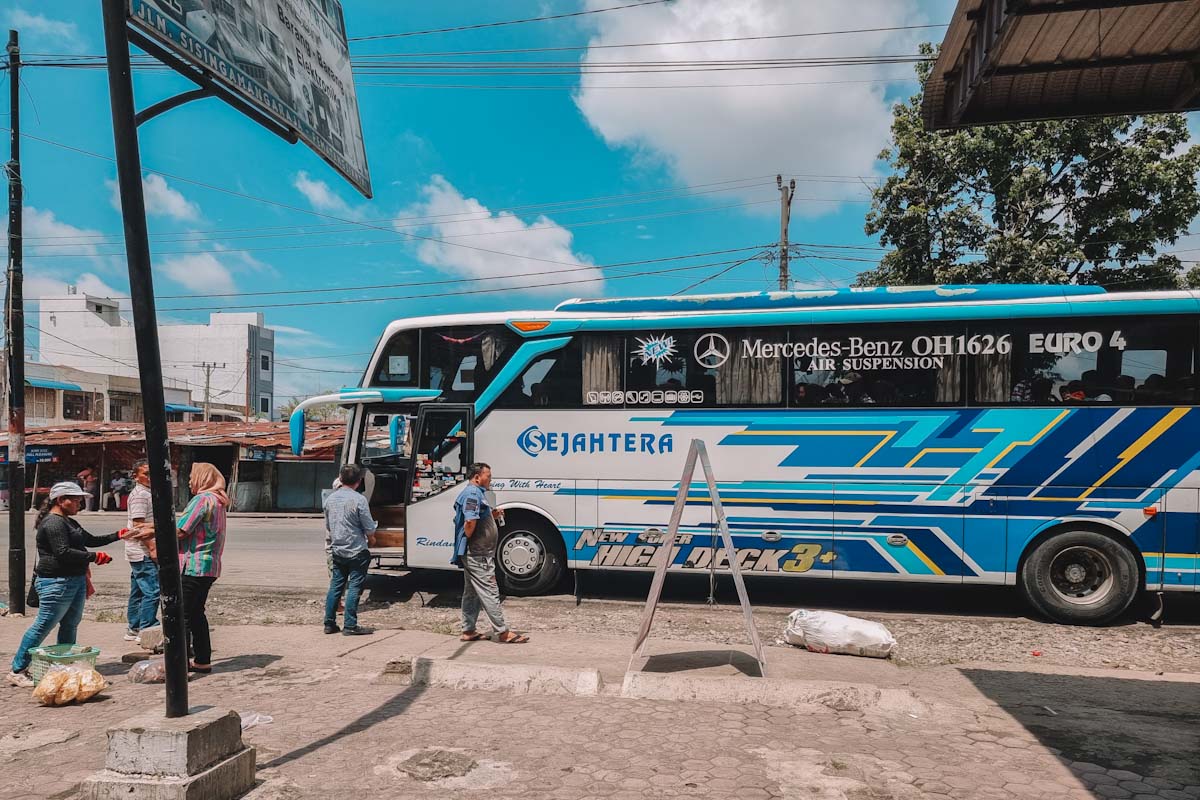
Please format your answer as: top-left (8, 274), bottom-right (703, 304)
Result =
top-left (1019, 529), bottom-right (1140, 626)
top-left (496, 515), bottom-right (565, 596)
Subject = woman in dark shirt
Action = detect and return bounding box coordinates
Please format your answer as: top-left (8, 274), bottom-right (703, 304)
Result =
top-left (6, 482), bottom-right (122, 688)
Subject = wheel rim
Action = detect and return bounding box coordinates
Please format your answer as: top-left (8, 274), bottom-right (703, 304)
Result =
top-left (1048, 545), bottom-right (1115, 606)
top-left (500, 531), bottom-right (544, 579)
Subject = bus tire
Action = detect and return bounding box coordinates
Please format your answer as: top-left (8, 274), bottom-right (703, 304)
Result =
top-left (495, 515), bottom-right (565, 596)
top-left (1019, 529), bottom-right (1140, 626)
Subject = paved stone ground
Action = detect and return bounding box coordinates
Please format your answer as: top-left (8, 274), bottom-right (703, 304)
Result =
top-left (2, 652), bottom-right (1198, 800)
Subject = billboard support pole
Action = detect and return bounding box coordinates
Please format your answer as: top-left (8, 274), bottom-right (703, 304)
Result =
top-left (6, 28), bottom-right (26, 616)
top-left (134, 87), bottom-right (212, 127)
top-left (100, 0), bottom-right (189, 718)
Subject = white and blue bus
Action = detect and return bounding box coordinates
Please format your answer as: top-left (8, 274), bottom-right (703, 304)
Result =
top-left (291, 285), bottom-right (1200, 625)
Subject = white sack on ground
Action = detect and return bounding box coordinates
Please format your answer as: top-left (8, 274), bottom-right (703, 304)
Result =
top-left (784, 609), bottom-right (896, 659)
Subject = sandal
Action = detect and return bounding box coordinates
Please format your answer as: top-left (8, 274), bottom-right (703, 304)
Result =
top-left (188, 663), bottom-right (212, 674)
top-left (496, 632), bottom-right (529, 644)
top-left (460, 632), bottom-right (486, 642)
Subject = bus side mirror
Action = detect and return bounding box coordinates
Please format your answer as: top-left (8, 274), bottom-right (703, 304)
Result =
top-left (290, 407), bottom-right (306, 456)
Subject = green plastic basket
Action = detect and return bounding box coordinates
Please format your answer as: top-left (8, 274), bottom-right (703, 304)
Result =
top-left (27, 644), bottom-right (99, 684)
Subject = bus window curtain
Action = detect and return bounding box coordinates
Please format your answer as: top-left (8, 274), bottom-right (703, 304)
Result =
top-left (582, 336), bottom-right (622, 399)
top-left (973, 351), bottom-right (1011, 404)
top-left (716, 355), bottom-right (781, 405)
top-left (936, 356), bottom-right (964, 403)
top-left (481, 334), bottom-right (498, 372)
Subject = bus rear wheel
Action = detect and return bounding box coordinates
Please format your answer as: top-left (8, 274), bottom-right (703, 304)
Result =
top-left (1019, 529), bottom-right (1140, 626)
top-left (496, 515), bottom-right (565, 596)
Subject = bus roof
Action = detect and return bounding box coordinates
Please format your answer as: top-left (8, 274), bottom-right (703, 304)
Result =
top-left (553, 284), bottom-right (1104, 314)
top-left (380, 285), bottom-right (1200, 338)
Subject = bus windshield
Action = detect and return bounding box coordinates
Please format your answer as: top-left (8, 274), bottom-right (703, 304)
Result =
top-left (370, 325), bottom-right (520, 403)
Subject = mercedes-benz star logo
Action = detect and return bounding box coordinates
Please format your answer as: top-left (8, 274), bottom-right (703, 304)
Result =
top-left (694, 332), bottom-right (731, 368)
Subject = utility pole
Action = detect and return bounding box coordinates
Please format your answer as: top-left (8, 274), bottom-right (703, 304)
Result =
top-left (101, 0), bottom-right (189, 717)
top-left (195, 362), bottom-right (225, 422)
top-left (777, 174), bottom-right (796, 292)
top-left (243, 349), bottom-right (250, 421)
top-left (5, 29), bottom-right (26, 615)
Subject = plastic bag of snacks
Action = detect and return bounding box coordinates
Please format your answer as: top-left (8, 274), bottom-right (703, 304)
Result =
top-left (32, 664), bottom-right (109, 706)
top-left (128, 658), bottom-right (167, 684)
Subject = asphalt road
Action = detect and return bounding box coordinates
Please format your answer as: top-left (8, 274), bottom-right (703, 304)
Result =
top-left (8, 514), bottom-right (332, 592)
top-left (5, 513), bottom-right (1198, 623)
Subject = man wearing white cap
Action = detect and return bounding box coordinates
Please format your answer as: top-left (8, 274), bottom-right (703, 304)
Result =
top-left (6, 482), bottom-right (123, 687)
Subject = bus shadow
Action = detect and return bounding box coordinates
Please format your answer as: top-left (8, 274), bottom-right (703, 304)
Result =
top-left (960, 668), bottom-right (1200, 788)
top-left (365, 571), bottom-right (462, 608)
top-left (568, 570), bottom-right (1200, 626)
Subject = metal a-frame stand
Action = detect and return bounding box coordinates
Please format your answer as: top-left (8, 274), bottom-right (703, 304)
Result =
top-left (629, 439), bottom-right (768, 677)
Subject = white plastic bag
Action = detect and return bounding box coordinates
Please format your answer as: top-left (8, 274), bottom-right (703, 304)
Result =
top-left (784, 609), bottom-right (896, 659)
top-left (128, 658), bottom-right (167, 684)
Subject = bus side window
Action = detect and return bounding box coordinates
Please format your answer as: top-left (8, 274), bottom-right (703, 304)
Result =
top-left (623, 329), bottom-right (784, 407)
top-left (790, 324), bottom-right (963, 407)
top-left (975, 316), bottom-right (1198, 405)
top-left (495, 339), bottom-right (584, 409)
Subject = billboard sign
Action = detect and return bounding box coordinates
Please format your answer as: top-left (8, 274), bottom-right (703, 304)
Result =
top-left (0, 446), bottom-right (59, 464)
top-left (128, 0), bottom-right (371, 197)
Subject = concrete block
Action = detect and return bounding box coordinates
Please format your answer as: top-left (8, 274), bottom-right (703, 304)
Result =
top-left (104, 706), bottom-right (245, 778)
top-left (409, 656), bottom-right (603, 696)
top-left (620, 672), bottom-right (925, 715)
top-left (82, 745), bottom-right (256, 800)
top-left (376, 658), bottom-right (414, 684)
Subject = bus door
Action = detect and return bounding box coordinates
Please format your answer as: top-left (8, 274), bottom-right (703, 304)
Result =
top-left (401, 405), bottom-right (475, 568)
top-left (357, 408), bottom-right (414, 543)
top-left (407, 404), bottom-right (474, 503)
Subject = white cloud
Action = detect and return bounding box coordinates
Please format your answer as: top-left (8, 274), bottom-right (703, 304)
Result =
top-left (19, 207), bottom-right (102, 261)
top-left (573, 0), bottom-right (922, 216)
top-left (26, 273), bottom-right (123, 302)
top-left (269, 324), bottom-right (316, 336)
top-left (108, 175), bottom-right (202, 222)
top-left (400, 176), bottom-right (602, 292)
top-left (159, 253), bottom-right (236, 293)
top-left (294, 171), bottom-right (360, 218)
top-left (5, 9), bottom-right (84, 52)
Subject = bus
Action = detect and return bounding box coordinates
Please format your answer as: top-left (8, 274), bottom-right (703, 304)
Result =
top-left (290, 284), bottom-right (1200, 625)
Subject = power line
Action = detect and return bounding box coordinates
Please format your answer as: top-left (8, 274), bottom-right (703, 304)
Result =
top-left (20, 174), bottom-right (875, 244)
top-left (348, 0), bottom-right (670, 42)
top-left (347, 24), bottom-right (950, 57)
top-left (23, 197), bottom-right (796, 260)
top-left (672, 250), bottom-right (771, 295)
top-left (28, 245), bottom-right (769, 305)
top-left (4, 127), bottom-right (747, 273)
top-left (352, 76), bottom-right (919, 91)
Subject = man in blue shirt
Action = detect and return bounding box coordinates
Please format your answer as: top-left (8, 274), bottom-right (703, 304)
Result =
top-left (454, 462), bottom-right (528, 644)
top-left (322, 464), bottom-right (378, 636)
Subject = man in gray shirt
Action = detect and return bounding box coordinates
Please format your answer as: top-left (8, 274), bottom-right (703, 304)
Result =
top-left (322, 464), bottom-right (378, 636)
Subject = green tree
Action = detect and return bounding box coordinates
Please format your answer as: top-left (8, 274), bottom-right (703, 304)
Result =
top-left (277, 390), bottom-right (346, 422)
top-left (861, 44), bottom-right (1200, 291)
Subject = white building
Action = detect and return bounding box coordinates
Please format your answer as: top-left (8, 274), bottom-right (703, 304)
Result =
top-left (37, 290), bottom-right (276, 420)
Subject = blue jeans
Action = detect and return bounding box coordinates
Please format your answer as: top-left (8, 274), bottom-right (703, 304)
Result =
top-left (126, 560), bottom-right (160, 632)
top-left (324, 551), bottom-right (370, 629)
top-left (11, 576), bottom-right (88, 673)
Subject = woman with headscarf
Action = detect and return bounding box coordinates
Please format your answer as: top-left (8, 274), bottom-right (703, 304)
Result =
top-left (176, 463), bottom-right (230, 674)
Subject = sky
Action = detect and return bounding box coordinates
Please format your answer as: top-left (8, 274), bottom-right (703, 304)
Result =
top-left (2, 0), bottom-right (960, 404)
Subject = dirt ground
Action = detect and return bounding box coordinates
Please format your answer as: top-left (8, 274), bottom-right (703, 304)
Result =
top-left (77, 570), bottom-right (1200, 674)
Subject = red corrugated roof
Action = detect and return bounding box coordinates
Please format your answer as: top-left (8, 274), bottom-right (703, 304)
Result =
top-left (2, 421), bottom-right (344, 457)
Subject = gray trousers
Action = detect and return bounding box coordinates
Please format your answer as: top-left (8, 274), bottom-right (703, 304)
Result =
top-left (461, 554), bottom-right (508, 634)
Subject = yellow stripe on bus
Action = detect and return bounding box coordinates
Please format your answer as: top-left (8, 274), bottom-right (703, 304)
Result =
top-left (907, 541), bottom-right (945, 576)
